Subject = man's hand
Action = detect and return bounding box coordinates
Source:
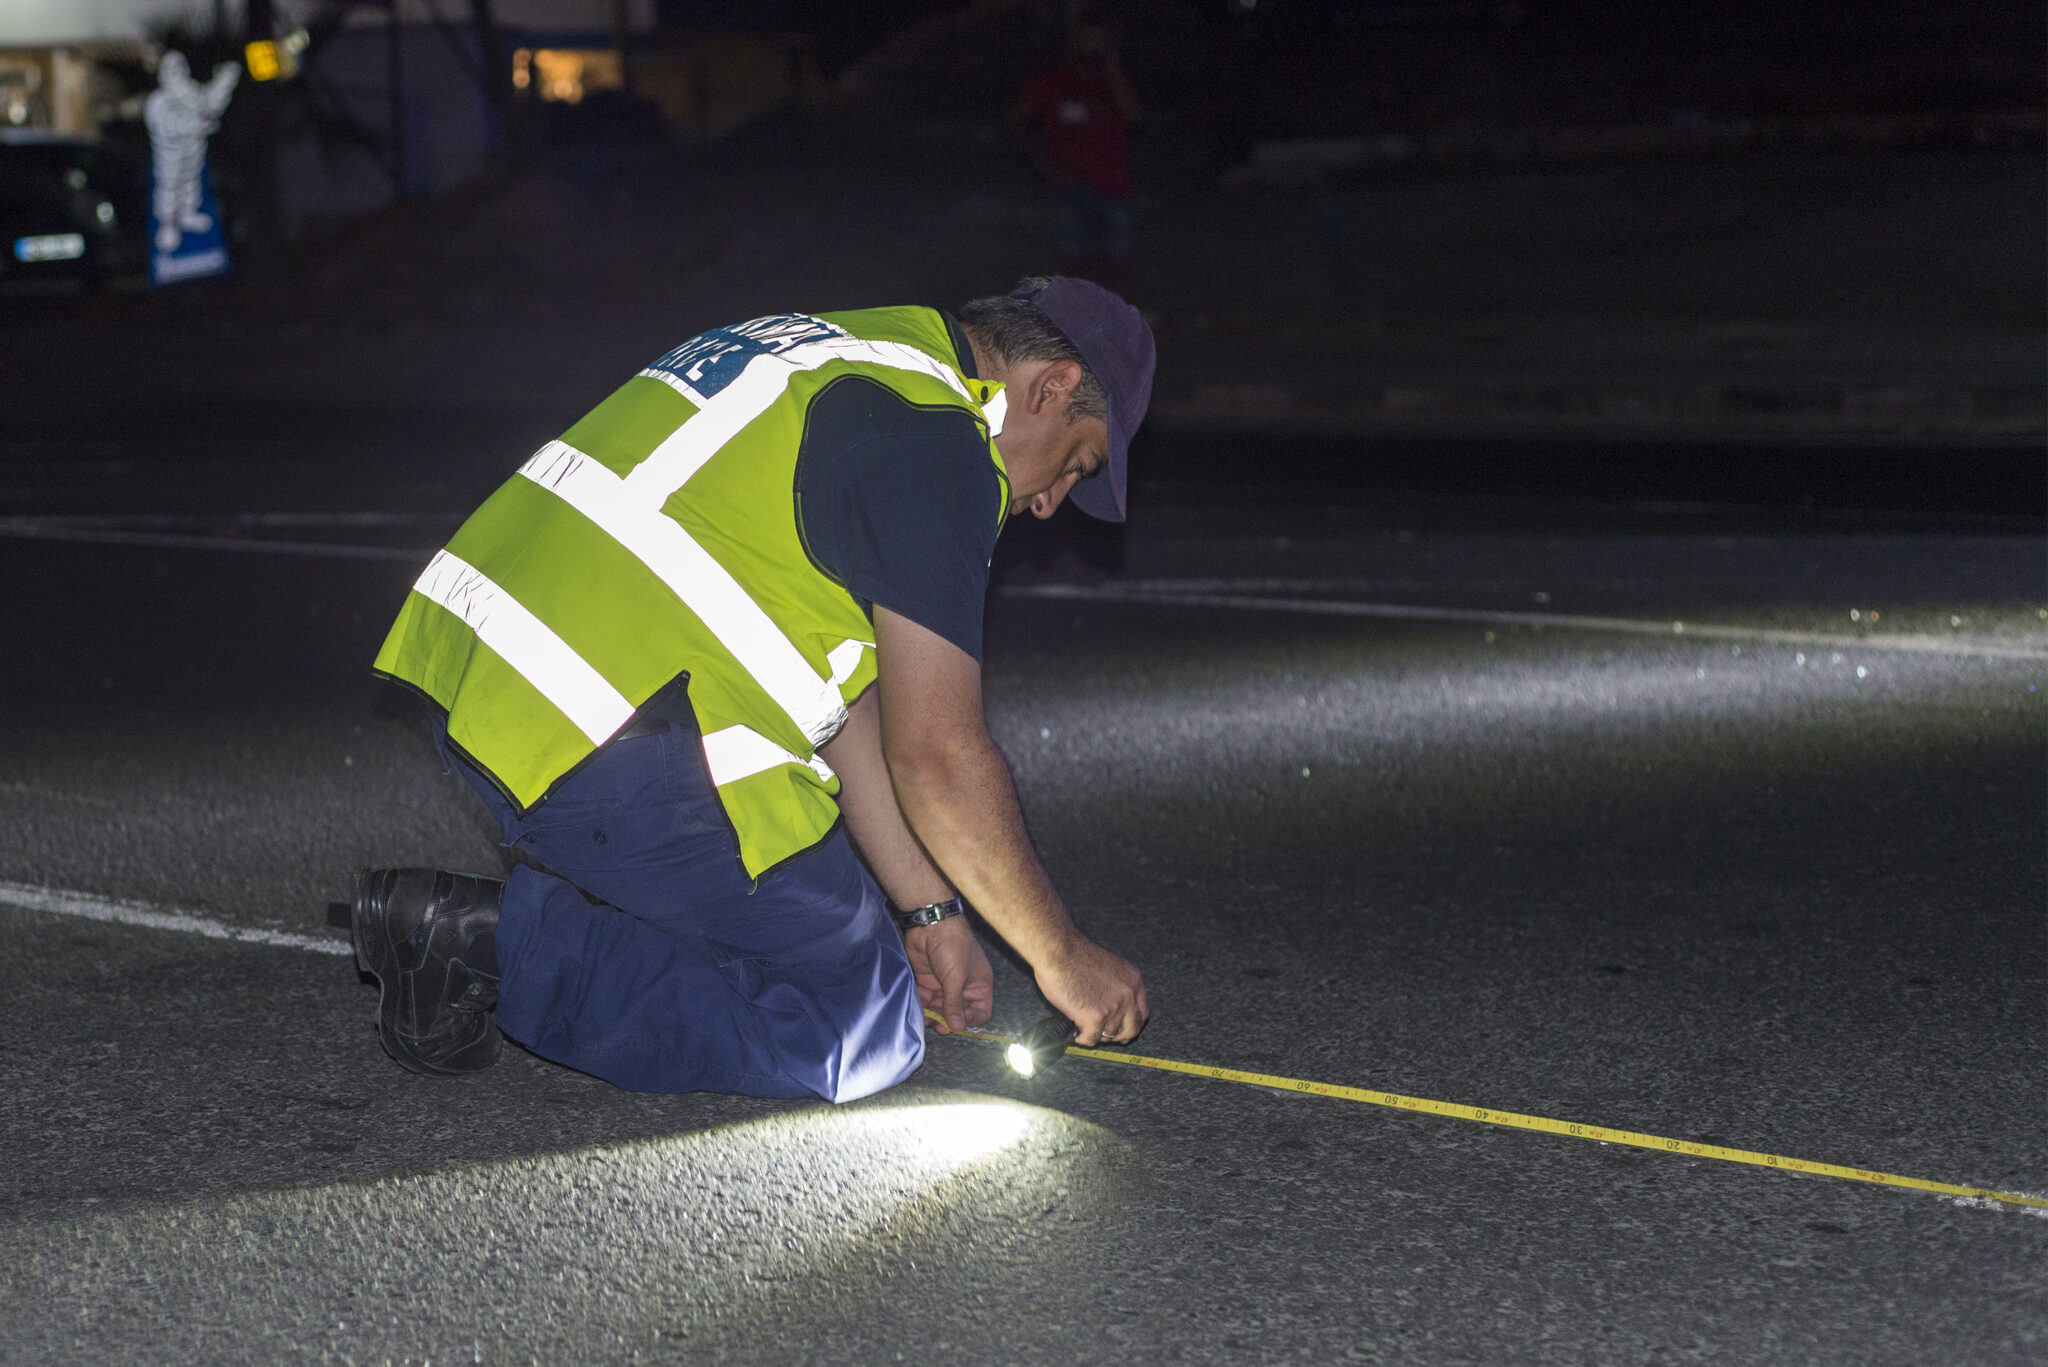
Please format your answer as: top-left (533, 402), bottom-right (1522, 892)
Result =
top-left (873, 605), bottom-right (1151, 1048)
top-left (904, 916), bottom-right (994, 1035)
top-left (1035, 935), bottom-right (1148, 1046)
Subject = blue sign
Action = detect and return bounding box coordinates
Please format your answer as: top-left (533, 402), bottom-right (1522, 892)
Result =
top-left (149, 162), bottom-right (230, 287)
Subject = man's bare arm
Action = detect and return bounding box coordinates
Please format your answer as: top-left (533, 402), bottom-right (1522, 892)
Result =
top-left (872, 606), bottom-right (1147, 1044)
top-left (820, 689), bottom-right (994, 1034)
top-left (821, 689), bottom-right (953, 910)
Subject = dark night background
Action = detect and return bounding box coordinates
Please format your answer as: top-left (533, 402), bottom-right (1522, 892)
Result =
top-left (6, 0), bottom-right (2042, 524)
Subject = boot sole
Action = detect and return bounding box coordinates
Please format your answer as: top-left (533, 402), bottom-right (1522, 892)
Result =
top-left (352, 869), bottom-right (488, 1078)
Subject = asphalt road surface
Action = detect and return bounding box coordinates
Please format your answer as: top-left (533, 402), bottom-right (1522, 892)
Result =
top-left (0, 446), bottom-right (2042, 1365)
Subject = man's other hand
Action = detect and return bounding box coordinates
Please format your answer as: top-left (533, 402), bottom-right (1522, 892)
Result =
top-left (1037, 936), bottom-right (1149, 1046)
top-left (905, 916), bottom-right (994, 1034)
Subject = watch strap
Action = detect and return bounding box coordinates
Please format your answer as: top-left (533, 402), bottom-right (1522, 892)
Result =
top-left (892, 896), bottom-right (966, 931)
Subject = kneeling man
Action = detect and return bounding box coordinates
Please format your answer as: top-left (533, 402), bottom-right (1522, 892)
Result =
top-left (350, 277), bottom-right (1152, 1101)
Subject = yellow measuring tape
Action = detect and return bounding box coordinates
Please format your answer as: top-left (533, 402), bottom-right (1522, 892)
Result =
top-left (927, 1014), bottom-right (2047, 1211)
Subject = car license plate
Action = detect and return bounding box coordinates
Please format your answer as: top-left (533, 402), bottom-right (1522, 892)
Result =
top-left (14, 233), bottom-right (86, 263)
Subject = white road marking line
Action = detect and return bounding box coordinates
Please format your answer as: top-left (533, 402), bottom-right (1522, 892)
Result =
top-left (0, 518), bottom-right (427, 562)
top-left (0, 880), bottom-right (352, 956)
top-left (0, 512), bottom-right (447, 529)
top-left (0, 781), bottom-right (122, 805)
top-left (1002, 582), bottom-right (2048, 661)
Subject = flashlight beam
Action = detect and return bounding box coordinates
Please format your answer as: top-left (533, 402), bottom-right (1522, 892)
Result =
top-left (1002, 582), bottom-right (2048, 662)
top-left (932, 1022), bottom-right (2048, 1211)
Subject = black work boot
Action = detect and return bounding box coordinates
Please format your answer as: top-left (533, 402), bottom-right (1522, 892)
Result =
top-left (351, 868), bottom-right (504, 1076)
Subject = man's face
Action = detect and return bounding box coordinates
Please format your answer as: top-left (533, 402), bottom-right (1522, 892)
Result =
top-left (1007, 415), bottom-right (1108, 520)
top-left (994, 368), bottom-right (1108, 520)
top-left (989, 356), bottom-right (1110, 520)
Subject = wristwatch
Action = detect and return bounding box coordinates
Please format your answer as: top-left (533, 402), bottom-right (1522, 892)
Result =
top-left (892, 896), bottom-right (966, 932)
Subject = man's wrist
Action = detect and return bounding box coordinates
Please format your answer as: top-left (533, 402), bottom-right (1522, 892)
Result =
top-left (892, 896), bottom-right (966, 932)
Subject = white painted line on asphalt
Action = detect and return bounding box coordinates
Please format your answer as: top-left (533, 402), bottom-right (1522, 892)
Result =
top-left (0, 780), bottom-right (122, 806)
top-left (0, 880), bottom-right (353, 956)
top-left (0, 518), bottom-right (428, 562)
top-left (1003, 582), bottom-right (2048, 661)
top-left (0, 512), bottom-right (445, 529)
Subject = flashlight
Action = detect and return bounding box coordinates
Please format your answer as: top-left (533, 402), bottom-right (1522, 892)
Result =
top-left (1006, 1014), bottom-right (1078, 1077)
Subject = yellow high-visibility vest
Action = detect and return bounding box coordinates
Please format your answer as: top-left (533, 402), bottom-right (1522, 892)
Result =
top-left (375, 306), bottom-right (1010, 878)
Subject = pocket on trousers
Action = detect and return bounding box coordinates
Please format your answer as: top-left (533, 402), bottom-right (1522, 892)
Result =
top-left (507, 748), bottom-right (637, 861)
top-left (512, 730), bottom-right (734, 878)
top-left (516, 778), bottom-right (626, 835)
top-left (657, 727), bottom-right (737, 842)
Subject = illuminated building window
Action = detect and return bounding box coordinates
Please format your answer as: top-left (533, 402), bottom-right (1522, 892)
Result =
top-left (0, 59), bottom-right (46, 128)
top-left (511, 48), bottom-right (622, 105)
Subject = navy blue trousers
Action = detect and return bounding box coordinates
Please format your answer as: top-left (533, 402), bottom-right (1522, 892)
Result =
top-left (445, 721), bottom-right (925, 1101)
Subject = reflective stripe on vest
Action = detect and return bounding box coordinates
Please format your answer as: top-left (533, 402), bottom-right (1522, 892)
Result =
top-left (411, 549), bottom-right (634, 744)
top-left (408, 540), bottom-right (864, 791)
top-left (518, 439), bottom-right (849, 747)
top-left (702, 725), bottom-right (837, 787)
top-left (626, 333), bottom-right (1001, 504)
top-left (826, 639), bottom-right (869, 687)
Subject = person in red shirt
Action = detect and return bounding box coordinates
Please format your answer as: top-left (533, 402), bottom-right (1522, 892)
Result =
top-left (1013, 20), bottom-right (1140, 290)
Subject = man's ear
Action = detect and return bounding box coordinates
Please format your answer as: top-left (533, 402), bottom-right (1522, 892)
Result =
top-left (1028, 359), bottom-right (1084, 416)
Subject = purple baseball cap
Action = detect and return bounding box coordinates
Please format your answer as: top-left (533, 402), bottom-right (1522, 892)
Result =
top-left (1012, 277), bottom-right (1155, 522)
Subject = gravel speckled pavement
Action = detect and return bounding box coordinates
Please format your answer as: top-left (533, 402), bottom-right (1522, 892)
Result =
top-left (0, 453), bottom-right (2041, 1362)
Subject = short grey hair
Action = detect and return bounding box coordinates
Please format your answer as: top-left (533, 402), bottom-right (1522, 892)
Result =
top-left (957, 277), bottom-right (1109, 425)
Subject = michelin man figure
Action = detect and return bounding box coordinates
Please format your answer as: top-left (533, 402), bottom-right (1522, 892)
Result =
top-left (144, 52), bottom-right (240, 253)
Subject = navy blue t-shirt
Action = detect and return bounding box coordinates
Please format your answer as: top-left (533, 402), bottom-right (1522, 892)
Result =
top-left (793, 362), bottom-right (1004, 662)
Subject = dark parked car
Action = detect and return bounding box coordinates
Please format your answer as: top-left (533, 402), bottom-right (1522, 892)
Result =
top-left (0, 130), bottom-right (149, 289)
